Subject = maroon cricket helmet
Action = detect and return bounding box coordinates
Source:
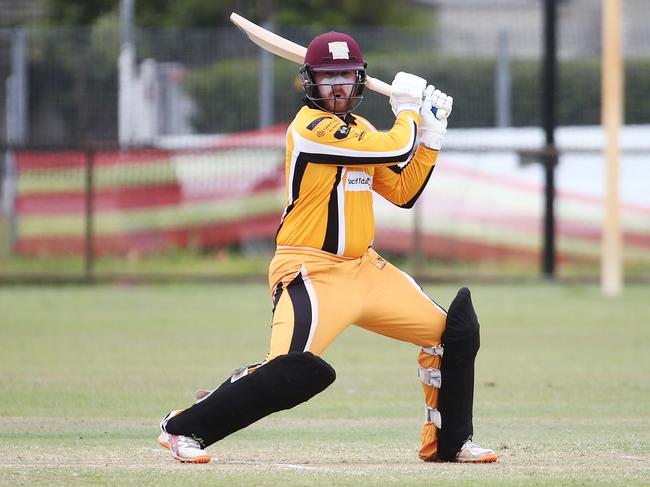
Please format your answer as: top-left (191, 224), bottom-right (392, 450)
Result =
top-left (304, 31), bottom-right (367, 72)
top-left (300, 31), bottom-right (367, 115)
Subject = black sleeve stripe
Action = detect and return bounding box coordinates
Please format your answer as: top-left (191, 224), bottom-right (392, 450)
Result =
top-left (399, 166), bottom-right (435, 209)
top-left (388, 158), bottom-right (414, 175)
top-left (301, 151), bottom-right (411, 165)
top-left (297, 120), bottom-right (418, 166)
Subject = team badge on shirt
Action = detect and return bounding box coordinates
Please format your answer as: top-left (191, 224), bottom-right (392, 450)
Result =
top-left (334, 125), bottom-right (350, 139)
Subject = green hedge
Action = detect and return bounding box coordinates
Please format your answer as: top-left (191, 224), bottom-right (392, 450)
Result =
top-left (184, 58), bottom-right (303, 133)
top-left (184, 54), bottom-right (650, 132)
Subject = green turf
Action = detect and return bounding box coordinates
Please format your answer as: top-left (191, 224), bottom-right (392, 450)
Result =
top-left (1, 283), bottom-right (649, 486)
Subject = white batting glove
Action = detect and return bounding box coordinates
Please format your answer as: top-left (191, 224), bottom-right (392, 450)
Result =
top-left (419, 85), bottom-right (453, 150)
top-left (389, 72), bottom-right (427, 116)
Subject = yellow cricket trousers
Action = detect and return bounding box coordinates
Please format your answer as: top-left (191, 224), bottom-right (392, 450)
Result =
top-left (267, 246), bottom-right (447, 460)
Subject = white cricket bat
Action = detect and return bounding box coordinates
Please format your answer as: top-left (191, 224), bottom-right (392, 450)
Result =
top-left (229, 12), bottom-right (447, 120)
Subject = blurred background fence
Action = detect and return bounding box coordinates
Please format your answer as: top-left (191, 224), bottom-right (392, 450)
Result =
top-left (1, 0), bottom-right (649, 283)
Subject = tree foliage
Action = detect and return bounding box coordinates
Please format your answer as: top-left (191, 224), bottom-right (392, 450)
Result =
top-left (44, 0), bottom-right (428, 27)
top-left (46, 0), bottom-right (117, 25)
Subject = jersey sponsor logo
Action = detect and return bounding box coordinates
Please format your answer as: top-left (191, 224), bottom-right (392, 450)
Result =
top-left (306, 116), bottom-right (331, 131)
top-left (345, 171), bottom-right (372, 192)
top-left (324, 121), bottom-right (338, 131)
top-left (334, 125), bottom-right (350, 139)
top-left (328, 41), bottom-right (350, 60)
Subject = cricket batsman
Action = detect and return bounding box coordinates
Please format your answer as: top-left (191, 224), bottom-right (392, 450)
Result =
top-left (158, 31), bottom-right (497, 464)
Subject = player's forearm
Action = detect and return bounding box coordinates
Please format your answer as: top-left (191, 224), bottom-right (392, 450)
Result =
top-left (374, 146), bottom-right (438, 207)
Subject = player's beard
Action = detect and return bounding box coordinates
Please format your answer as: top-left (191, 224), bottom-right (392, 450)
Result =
top-left (319, 84), bottom-right (354, 115)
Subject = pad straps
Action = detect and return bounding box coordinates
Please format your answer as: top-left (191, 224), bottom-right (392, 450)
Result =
top-left (418, 366), bottom-right (442, 388)
top-left (421, 346), bottom-right (444, 357)
top-left (425, 406), bottom-right (442, 428)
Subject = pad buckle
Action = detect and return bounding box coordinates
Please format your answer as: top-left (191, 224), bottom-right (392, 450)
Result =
top-left (425, 406), bottom-right (442, 428)
top-left (418, 366), bottom-right (442, 388)
top-left (422, 346), bottom-right (444, 357)
top-left (230, 361), bottom-right (265, 383)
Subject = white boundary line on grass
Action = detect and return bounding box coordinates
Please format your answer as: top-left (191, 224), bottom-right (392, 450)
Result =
top-left (1, 462), bottom-right (369, 475)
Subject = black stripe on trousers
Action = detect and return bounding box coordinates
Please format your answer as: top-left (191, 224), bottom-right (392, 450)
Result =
top-left (271, 283), bottom-right (283, 315)
top-left (322, 166), bottom-right (343, 254)
top-left (287, 271), bottom-right (312, 352)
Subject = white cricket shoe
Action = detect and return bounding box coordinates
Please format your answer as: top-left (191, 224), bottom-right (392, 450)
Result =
top-left (158, 410), bottom-right (211, 464)
top-left (454, 438), bottom-right (497, 463)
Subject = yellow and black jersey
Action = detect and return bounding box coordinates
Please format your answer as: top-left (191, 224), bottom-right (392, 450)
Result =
top-left (276, 105), bottom-right (439, 258)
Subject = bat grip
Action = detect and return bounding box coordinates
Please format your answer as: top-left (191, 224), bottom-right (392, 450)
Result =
top-left (366, 76), bottom-right (447, 121)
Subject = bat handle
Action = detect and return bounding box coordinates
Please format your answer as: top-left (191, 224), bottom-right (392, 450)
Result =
top-left (366, 76), bottom-right (447, 121)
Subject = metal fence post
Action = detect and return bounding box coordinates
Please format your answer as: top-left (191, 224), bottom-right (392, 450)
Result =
top-left (542, 0), bottom-right (558, 278)
top-left (84, 147), bottom-right (95, 283)
top-left (258, 21), bottom-right (275, 128)
top-left (0, 151), bottom-right (17, 257)
top-left (8, 28), bottom-right (29, 143)
top-left (1, 28), bottom-right (29, 255)
top-left (495, 29), bottom-right (512, 127)
top-left (119, 0), bottom-right (136, 146)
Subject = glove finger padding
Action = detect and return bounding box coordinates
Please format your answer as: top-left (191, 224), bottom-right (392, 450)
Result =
top-left (390, 72), bottom-right (427, 116)
top-left (429, 89), bottom-right (453, 118)
top-left (423, 84), bottom-right (436, 100)
top-left (419, 85), bottom-right (451, 150)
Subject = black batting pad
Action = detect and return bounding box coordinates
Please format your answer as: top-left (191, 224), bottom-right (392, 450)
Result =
top-left (437, 287), bottom-right (481, 461)
top-left (164, 352), bottom-right (336, 448)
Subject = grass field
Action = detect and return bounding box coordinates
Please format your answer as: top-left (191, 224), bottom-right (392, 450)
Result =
top-left (1, 282), bottom-right (649, 486)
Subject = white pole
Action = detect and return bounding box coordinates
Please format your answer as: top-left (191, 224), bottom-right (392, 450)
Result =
top-left (601, 0), bottom-right (623, 296)
top-left (495, 29), bottom-right (511, 128)
top-left (1, 28), bottom-right (28, 254)
top-left (259, 21), bottom-right (275, 128)
top-left (118, 0), bottom-right (136, 146)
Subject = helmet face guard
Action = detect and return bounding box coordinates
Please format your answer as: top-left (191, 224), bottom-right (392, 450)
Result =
top-left (300, 32), bottom-right (367, 116)
top-left (300, 66), bottom-right (366, 115)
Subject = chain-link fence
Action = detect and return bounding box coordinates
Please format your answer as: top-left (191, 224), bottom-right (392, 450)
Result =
top-left (1, 6), bottom-right (649, 146)
top-left (3, 134), bottom-right (649, 283)
top-left (1, 1), bottom-right (649, 283)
